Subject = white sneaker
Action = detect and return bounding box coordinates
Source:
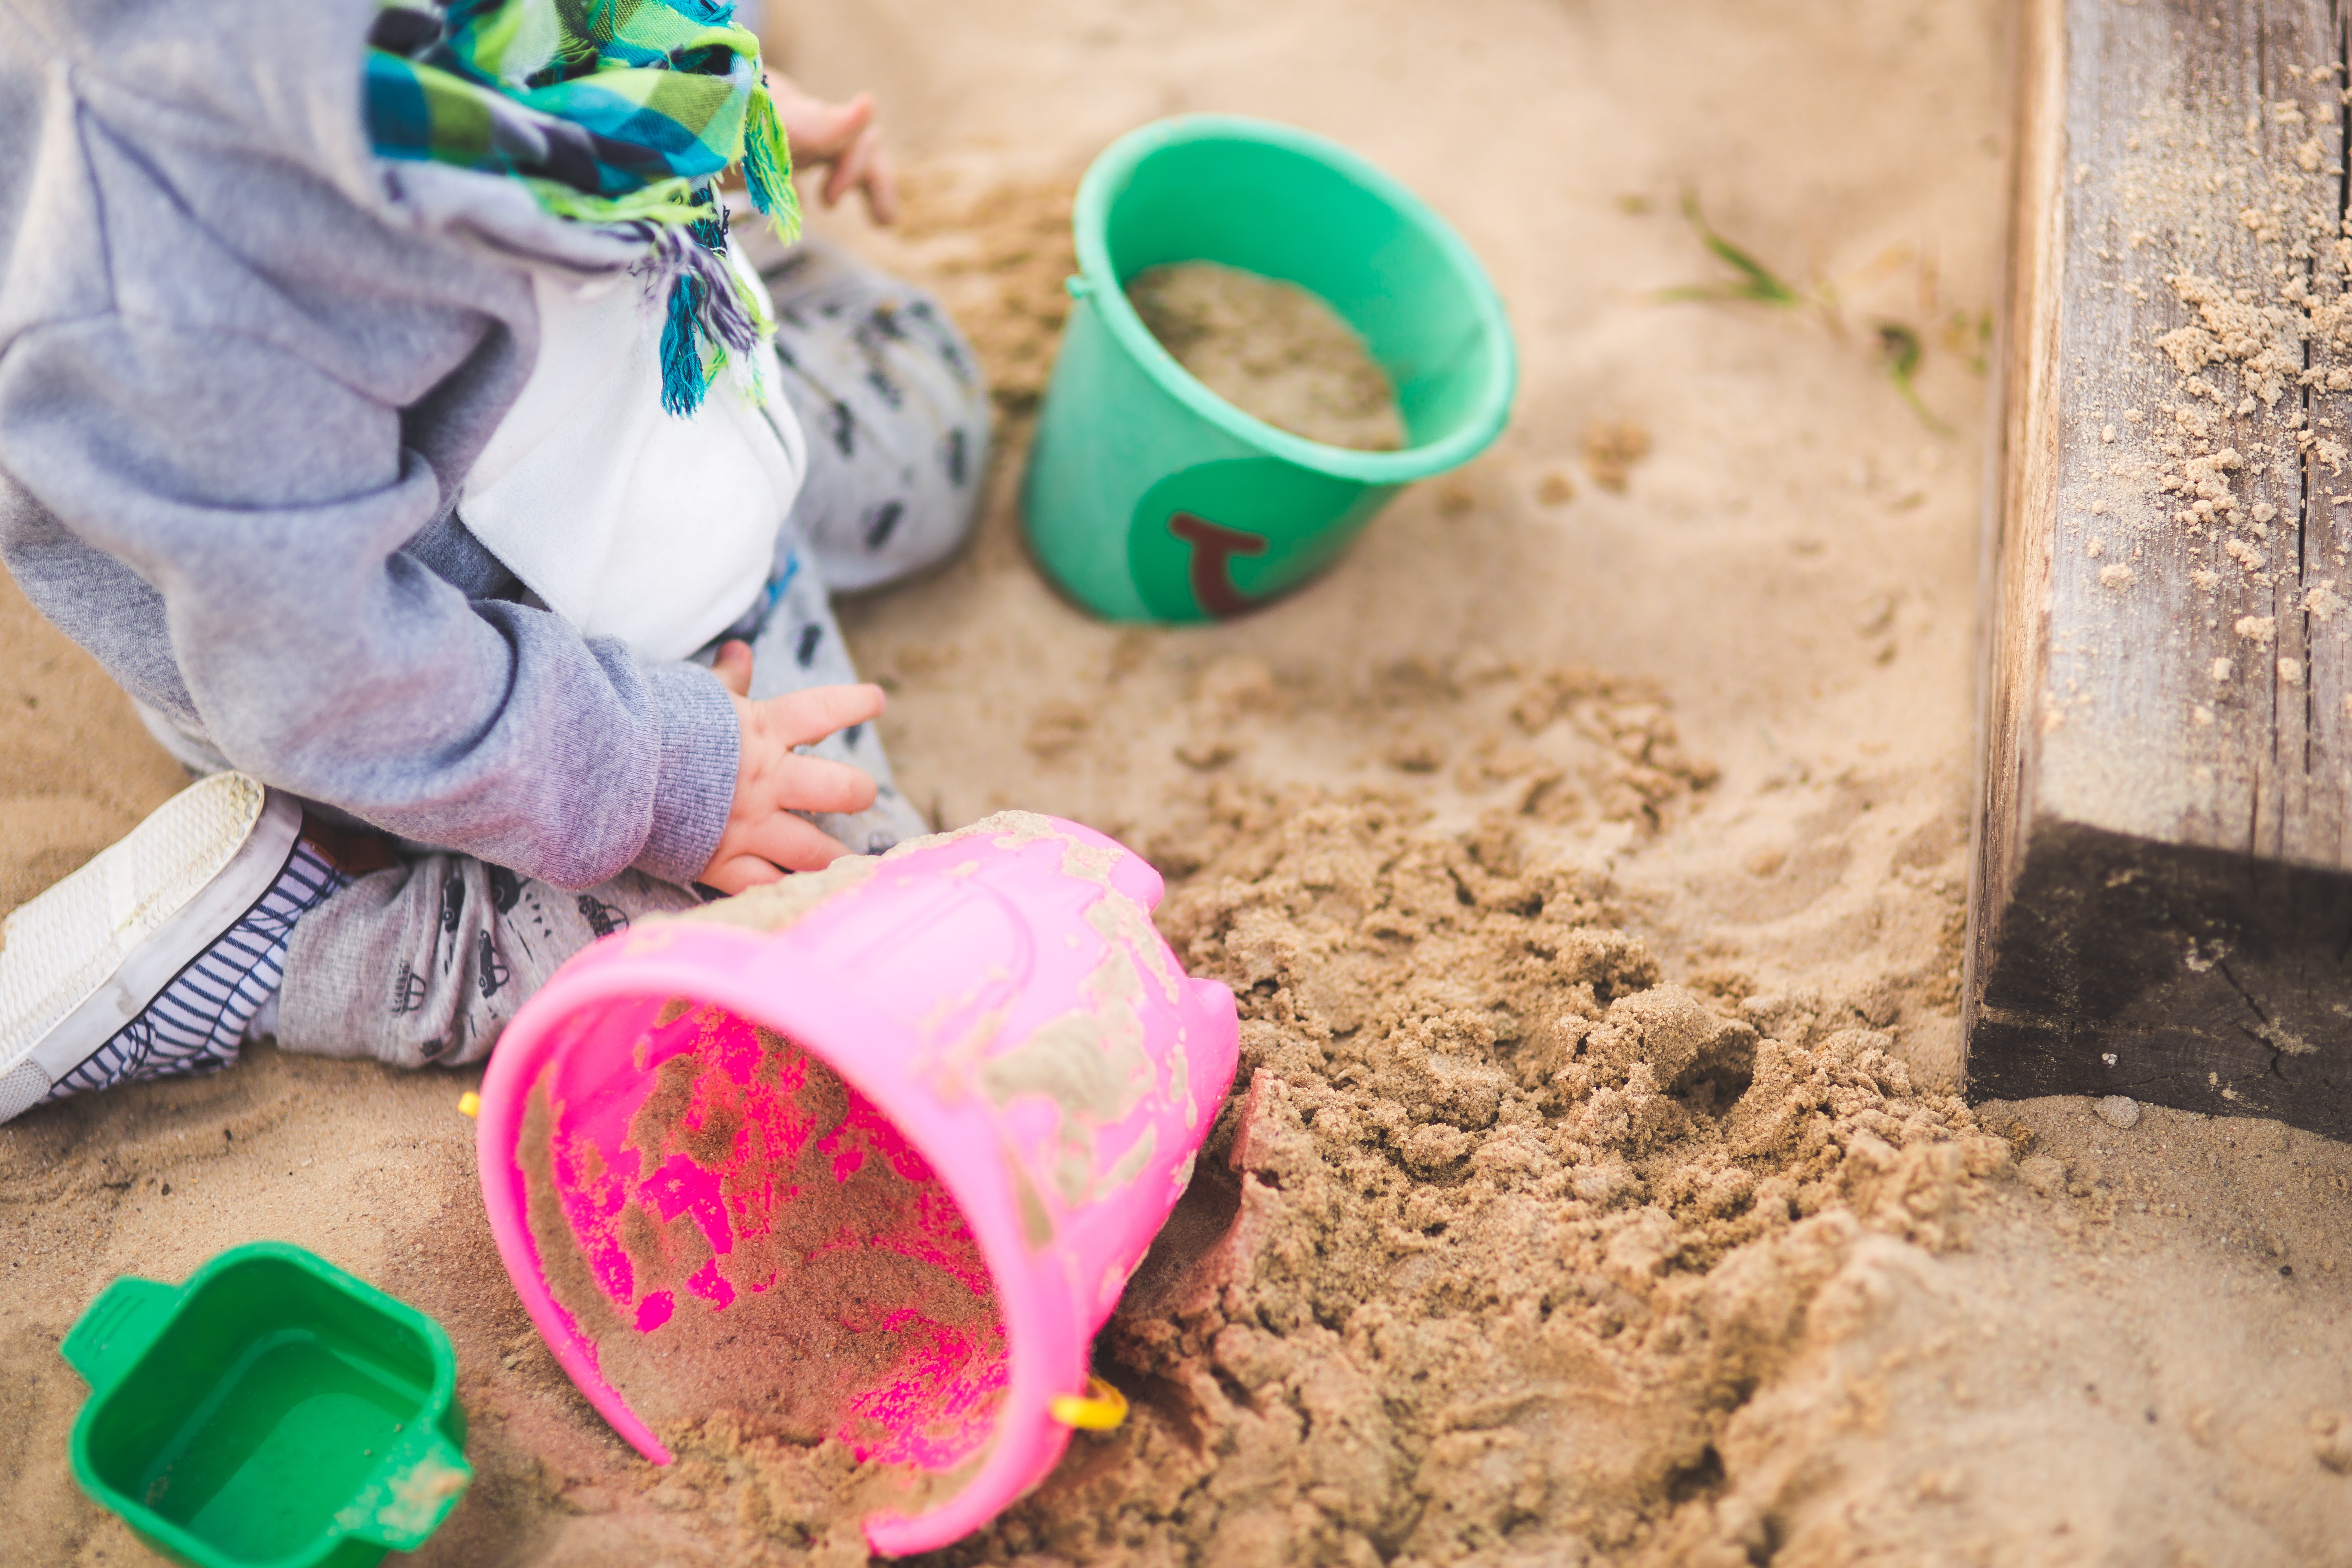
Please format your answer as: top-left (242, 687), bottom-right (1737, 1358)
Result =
top-left (0, 773), bottom-right (303, 1123)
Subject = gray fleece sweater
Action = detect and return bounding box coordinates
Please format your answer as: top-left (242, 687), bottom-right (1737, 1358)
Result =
top-left (0, 0), bottom-right (743, 890)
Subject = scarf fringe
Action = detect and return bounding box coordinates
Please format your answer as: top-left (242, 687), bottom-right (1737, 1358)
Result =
top-left (658, 270), bottom-right (708, 417)
top-left (645, 202), bottom-right (767, 416)
top-left (740, 87), bottom-right (802, 246)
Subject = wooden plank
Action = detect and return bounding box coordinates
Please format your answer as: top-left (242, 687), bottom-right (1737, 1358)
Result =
top-left (1969, 0), bottom-right (2352, 1133)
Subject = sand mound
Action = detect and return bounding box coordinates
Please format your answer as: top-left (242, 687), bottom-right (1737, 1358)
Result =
top-left (1011, 792), bottom-right (2006, 1565)
top-left (505, 791), bottom-right (2010, 1565)
top-left (1127, 263), bottom-right (1406, 452)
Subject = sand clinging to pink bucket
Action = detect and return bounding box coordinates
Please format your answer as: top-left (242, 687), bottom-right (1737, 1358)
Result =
top-left (518, 1005), bottom-right (1009, 1479)
top-left (475, 813), bottom-right (1240, 1555)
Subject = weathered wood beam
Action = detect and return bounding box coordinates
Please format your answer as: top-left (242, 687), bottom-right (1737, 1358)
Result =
top-left (1969, 0), bottom-right (2352, 1132)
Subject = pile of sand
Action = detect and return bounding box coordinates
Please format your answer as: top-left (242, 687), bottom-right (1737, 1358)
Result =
top-left (7, 2), bottom-right (2352, 1565)
top-left (1127, 263), bottom-right (1406, 451)
top-left (518, 1014), bottom-right (1004, 1453)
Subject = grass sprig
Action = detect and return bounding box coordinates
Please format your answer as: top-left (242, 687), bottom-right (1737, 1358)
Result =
top-left (1876, 322), bottom-right (1953, 435)
top-left (1654, 192), bottom-right (1958, 436)
top-left (1655, 193), bottom-right (1813, 308)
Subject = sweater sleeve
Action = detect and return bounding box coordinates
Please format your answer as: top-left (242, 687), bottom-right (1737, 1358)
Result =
top-left (0, 312), bottom-right (738, 890)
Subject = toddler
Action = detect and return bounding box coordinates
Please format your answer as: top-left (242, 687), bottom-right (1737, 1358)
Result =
top-left (0, 0), bottom-right (989, 1120)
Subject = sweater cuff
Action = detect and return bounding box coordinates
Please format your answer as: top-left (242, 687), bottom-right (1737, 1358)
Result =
top-left (635, 663), bottom-right (739, 887)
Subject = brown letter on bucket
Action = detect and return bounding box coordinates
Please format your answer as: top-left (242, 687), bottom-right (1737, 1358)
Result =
top-left (1168, 512), bottom-right (1268, 619)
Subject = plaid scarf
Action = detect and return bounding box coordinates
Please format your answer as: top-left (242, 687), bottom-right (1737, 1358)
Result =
top-left (364, 0), bottom-right (800, 416)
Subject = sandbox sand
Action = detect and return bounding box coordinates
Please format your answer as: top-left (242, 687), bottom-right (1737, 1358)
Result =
top-left (6, 1), bottom-right (2352, 1564)
top-left (1127, 263), bottom-right (1407, 451)
top-left (516, 1020), bottom-right (1004, 1449)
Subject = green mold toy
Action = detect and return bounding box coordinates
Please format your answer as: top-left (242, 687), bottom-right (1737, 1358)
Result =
top-left (61, 1242), bottom-right (471, 1568)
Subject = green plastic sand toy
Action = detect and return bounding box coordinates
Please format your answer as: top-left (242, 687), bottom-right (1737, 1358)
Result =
top-left (61, 1242), bottom-right (471, 1568)
top-left (1024, 115), bottom-right (1518, 623)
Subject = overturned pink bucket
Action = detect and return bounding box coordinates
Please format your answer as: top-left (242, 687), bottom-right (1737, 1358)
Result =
top-left (473, 814), bottom-right (1237, 1555)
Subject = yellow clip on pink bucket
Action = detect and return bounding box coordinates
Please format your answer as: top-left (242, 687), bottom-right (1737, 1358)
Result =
top-left (473, 814), bottom-right (1237, 1556)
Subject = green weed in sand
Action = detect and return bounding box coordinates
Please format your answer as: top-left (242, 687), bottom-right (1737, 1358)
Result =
top-left (1875, 322), bottom-right (1953, 436)
top-left (1655, 193), bottom-right (1813, 309)
top-left (1660, 193), bottom-right (1961, 436)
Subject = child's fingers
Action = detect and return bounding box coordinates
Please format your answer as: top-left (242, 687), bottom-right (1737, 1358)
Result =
top-left (760, 682), bottom-right (888, 748)
top-left (823, 123), bottom-right (885, 211)
top-left (702, 853), bottom-right (789, 896)
top-left (713, 640), bottom-right (755, 698)
top-left (769, 753), bottom-right (882, 817)
top-left (731, 809), bottom-right (866, 875)
top-left (862, 144), bottom-right (901, 226)
top-left (783, 92), bottom-right (874, 163)
top-left (824, 94), bottom-right (878, 157)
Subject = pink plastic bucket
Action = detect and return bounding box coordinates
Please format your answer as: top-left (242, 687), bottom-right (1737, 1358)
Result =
top-left (472, 814), bottom-right (1237, 1556)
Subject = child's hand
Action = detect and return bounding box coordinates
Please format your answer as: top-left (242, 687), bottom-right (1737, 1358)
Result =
top-left (770, 76), bottom-right (899, 225)
top-left (699, 640), bottom-right (887, 892)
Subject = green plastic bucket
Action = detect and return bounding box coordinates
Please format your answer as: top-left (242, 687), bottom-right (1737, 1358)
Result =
top-left (1023, 115), bottom-right (1518, 623)
top-left (61, 1242), bottom-right (471, 1568)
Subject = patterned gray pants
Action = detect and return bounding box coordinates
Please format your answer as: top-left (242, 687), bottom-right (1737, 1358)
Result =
top-left (273, 240), bottom-right (988, 1071)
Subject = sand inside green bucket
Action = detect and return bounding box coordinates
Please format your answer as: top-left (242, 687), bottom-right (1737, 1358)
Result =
top-left (1127, 262), bottom-right (1406, 452)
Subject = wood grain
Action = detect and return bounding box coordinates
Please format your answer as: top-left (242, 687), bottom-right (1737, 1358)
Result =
top-left (1970, 0), bottom-right (2352, 1132)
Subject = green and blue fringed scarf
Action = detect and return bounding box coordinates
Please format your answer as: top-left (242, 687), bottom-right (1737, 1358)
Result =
top-left (364, 0), bottom-right (801, 416)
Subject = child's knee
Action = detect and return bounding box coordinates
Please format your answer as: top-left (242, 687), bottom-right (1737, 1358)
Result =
top-left (273, 859), bottom-right (697, 1069)
top-left (769, 259), bottom-right (993, 594)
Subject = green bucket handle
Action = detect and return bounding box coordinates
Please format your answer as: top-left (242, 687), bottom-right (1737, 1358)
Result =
top-left (60, 1274), bottom-right (180, 1393)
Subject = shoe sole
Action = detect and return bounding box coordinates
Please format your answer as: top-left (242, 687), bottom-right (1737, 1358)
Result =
top-left (0, 774), bottom-right (301, 1123)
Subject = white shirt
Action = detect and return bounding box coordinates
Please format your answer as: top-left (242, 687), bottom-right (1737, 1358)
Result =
top-left (460, 248), bottom-right (805, 664)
